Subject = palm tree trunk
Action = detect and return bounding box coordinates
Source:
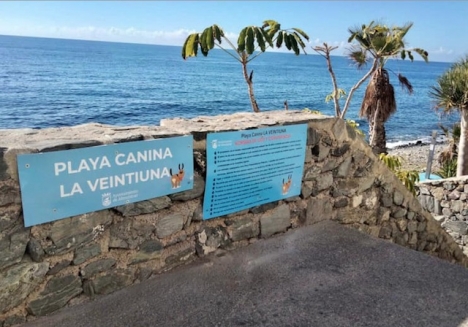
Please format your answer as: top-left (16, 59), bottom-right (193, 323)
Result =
top-left (241, 53), bottom-right (260, 113)
top-left (457, 109), bottom-right (468, 176)
top-left (369, 100), bottom-right (387, 154)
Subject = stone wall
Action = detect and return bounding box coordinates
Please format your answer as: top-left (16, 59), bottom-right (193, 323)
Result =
top-left (417, 177), bottom-right (468, 257)
top-left (0, 111), bottom-right (466, 326)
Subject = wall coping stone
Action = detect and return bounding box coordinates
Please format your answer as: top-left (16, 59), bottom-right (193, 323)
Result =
top-left (0, 111), bottom-right (325, 150)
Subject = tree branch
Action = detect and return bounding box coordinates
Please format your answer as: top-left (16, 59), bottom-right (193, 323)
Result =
top-left (340, 57), bottom-right (379, 119)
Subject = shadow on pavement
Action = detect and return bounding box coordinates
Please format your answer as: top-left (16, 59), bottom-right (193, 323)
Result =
top-left (22, 220), bottom-right (468, 327)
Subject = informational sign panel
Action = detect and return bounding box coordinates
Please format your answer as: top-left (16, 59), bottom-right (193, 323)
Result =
top-left (17, 136), bottom-right (193, 227)
top-left (203, 124), bottom-right (307, 220)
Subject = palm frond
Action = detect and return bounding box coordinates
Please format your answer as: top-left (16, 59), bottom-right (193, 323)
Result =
top-left (430, 58), bottom-right (468, 114)
top-left (398, 73), bottom-right (413, 94)
top-left (347, 45), bottom-right (369, 68)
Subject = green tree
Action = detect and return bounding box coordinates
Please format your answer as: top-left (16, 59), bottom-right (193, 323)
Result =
top-left (430, 56), bottom-right (468, 176)
top-left (315, 22), bottom-right (427, 152)
top-left (349, 21), bottom-right (428, 154)
top-left (181, 20), bottom-right (309, 113)
top-left (313, 42), bottom-right (376, 119)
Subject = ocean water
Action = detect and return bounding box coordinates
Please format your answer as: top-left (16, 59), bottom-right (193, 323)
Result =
top-left (0, 34), bottom-right (459, 146)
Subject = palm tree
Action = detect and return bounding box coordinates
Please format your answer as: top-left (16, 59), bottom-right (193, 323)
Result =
top-left (430, 56), bottom-right (468, 176)
top-left (181, 20), bottom-right (309, 113)
top-left (347, 21), bottom-right (428, 154)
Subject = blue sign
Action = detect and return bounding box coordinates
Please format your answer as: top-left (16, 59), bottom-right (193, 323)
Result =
top-left (17, 136), bottom-right (194, 227)
top-left (203, 124), bottom-right (307, 219)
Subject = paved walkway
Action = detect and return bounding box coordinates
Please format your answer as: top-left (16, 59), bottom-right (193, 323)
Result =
top-left (22, 221), bottom-right (468, 327)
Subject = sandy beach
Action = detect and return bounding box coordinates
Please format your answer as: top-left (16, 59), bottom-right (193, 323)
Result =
top-left (387, 142), bottom-right (447, 173)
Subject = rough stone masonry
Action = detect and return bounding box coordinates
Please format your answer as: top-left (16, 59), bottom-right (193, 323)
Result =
top-left (0, 110), bottom-right (466, 325)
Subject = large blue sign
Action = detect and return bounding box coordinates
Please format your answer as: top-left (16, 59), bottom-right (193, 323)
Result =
top-left (203, 124), bottom-right (307, 219)
top-left (17, 136), bottom-right (193, 227)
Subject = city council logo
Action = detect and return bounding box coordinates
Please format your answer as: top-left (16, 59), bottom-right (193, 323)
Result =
top-left (102, 193), bottom-right (112, 206)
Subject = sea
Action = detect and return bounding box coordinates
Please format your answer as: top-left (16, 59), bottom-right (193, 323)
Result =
top-left (0, 34), bottom-right (459, 148)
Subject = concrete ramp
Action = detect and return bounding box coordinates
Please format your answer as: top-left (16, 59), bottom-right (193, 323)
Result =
top-left (23, 221), bottom-right (468, 327)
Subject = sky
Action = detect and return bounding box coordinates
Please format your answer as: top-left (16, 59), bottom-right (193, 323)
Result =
top-left (0, 1), bottom-right (466, 63)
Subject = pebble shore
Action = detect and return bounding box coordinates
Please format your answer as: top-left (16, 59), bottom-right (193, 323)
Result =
top-left (387, 142), bottom-right (447, 173)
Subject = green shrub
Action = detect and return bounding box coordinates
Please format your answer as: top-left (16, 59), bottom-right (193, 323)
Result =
top-left (379, 153), bottom-right (419, 195)
top-left (436, 158), bottom-right (457, 179)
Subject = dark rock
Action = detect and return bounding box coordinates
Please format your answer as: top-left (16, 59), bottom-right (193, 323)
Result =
top-left (332, 119), bottom-right (348, 142)
top-left (0, 147), bottom-right (8, 180)
top-left (334, 197), bottom-right (348, 208)
top-left (165, 247), bottom-right (195, 268)
top-left (393, 231), bottom-right (408, 246)
top-left (113, 196), bottom-right (171, 217)
top-left (417, 221), bottom-right (427, 233)
top-left (73, 243), bottom-right (101, 265)
top-left (3, 314), bottom-right (26, 327)
top-left (321, 158), bottom-right (342, 173)
top-left (336, 157), bottom-right (352, 178)
top-left (191, 203), bottom-right (203, 222)
top-left (44, 211), bottom-right (112, 255)
top-left (114, 135), bottom-right (144, 143)
top-left (416, 213), bottom-right (426, 222)
top-left (306, 198), bottom-right (333, 225)
top-left (443, 182), bottom-right (456, 191)
top-left (39, 140), bottom-right (103, 152)
top-left (0, 227), bottom-right (30, 270)
top-left (301, 181), bottom-right (314, 199)
top-left (80, 259), bottom-right (116, 279)
top-left (169, 174), bottom-right (205, 201)
top-left (129, 240), bottom-right (163, 265)
top-left (225, 209), bottom-right (250, 219)
top-left (250, 201), bottom-right (278, 215)
top-left (0, 262), bottom-right (49, 314)
top-left (407, 221), bottom-right (418, 234)
top-left (379, 225), bottom-right (392, 239)
top-left (380, 194), bottom-right (393, 208)
top-left (47, 260), bottom-right (71, 275)
top-left (27, 275), bottom-right (83, 316)
top-left (27, 237), bottom-right (45, 262)
top-left (82, 280), bottom-right (95, 297)
top-left (137, 267), bottom-right (153, 282)
top-left (284, 196), bottom-right (301, 202)
top-left (109, 219), bottom-right (155, 250)
top-left (392, 208), bottom-right (407, 219)
top-left (89, 269), bottom-right (135, 295)
top-left (322, 135), bottom-right (333, 146)
top-left (195, 226), bottom-right (230, 256)
top-left (393, 191), bottom-right (404, 206)
top-left (228, 217), bottom-right (259, 242)
top-left (0, 184), bottom-right (20, 206)
top-left (193, 150), bottom-right (206, 175)
top-left (306, 127), bottom-right (321, 146)
top-left (358, 176), bottom-right (375, 193)
top-left (303, 165), bottom-right (321, 181)
top-left (156, 214), bottom-right (184, 238)
top-left (260, 204), bottom-right (290, 238)
top-left (331, 143), bottom-right (350, 157)
top-left (315, 144), bottom-right (330, 162)
top-left (316, 172), bottom-right (333, 191)
top-left (0, 206), bottom-right (21, 232)
top-left (334, 180), bottom-right (359, 197)
top-left (417, 240), bottom-right (427, 252)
